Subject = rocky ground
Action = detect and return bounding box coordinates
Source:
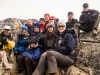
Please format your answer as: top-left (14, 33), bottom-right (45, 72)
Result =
top-left (0, 18), bottom-right (100, 75)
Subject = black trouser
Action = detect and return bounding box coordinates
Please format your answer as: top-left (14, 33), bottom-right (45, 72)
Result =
top-left (17, 55), bottom-right (37, 75)
top-left (79, 15), bottom-right (100, 32)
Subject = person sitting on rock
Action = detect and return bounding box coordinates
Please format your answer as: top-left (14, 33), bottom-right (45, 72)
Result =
top-left (0, 26), bottom-right (15, 73)
top-left (13, 26), bottom-right (29, 73)
top-left (32, 19), bottom-right (78, 75)
top-left (25, 19), bottom-right (34, 36)
top-left (44, 13), bottom-right (50, 29)
top-left (17, 38), bottom-right (42, 75)
top-left (79, 3), bottom-right (100, 35)
top-left (66, 11), bottom-right (79, 37)
top-left (30, 22), bottom-right (43, 41)
top-left (39, 18), bottom-right (45, 32)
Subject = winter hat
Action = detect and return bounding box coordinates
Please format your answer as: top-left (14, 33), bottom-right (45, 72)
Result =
top-left (44, 13), bottom-right (50, 17)
top-left (57, 19), bottom-right (66, 27)
top-left (47, 24), bottom-right (54, 29)
top-left (68, 11), bottom-right (73, 15)
top-left (83, 3), bottom-right (89, 7)
top-left (39, 18), bottom-right (45, 22)
top-left (34, 23), bottom-right (40, 28)
top-left (29, 38), bottom-right (37, 44)
top-left (22, 26), bottom-right (28, 31)
top-left (49, 16), bottom-right (56, 22)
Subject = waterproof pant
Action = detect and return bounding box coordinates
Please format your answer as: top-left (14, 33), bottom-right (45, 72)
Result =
top-left (32, 51), bottom-right (74, 75)
top-left (47, 51), bottom-right (74, 73)
top-left (79, 15), bottom-right (100, 32)
top-left (0, 51), bottom-right (12, 69)
top-left (17, 55), bottom-right (37, 75)
top-left (32, 52), bottom-right (47, 75)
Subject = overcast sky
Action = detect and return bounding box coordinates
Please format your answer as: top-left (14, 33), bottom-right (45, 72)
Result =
top-left (0, 0), bottom-right (99, 21)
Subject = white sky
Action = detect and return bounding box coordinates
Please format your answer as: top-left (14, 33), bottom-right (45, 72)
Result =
top-left (0, 0), bottom-right (100, 21)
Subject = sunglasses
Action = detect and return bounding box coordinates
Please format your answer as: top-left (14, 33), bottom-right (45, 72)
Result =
top-left (30, 42), bottom-right (36, 44)
top-left (49, 19), bottom-right (54, 20)
top-left (4, 29), bottom-right (10, 31)
top-left (58, 26), bottom-right (65, 28)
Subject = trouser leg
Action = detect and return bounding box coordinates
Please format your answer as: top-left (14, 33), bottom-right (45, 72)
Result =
top-left (93, 15), bottom-right (100, 30)
top-left (16, 55), bottom-right (26, 70)
top-left (32, 52), bottom-right (47, 75)
top-left (0, 51), bottom-right (12, 69)
top-left (47, 51), bottom-right (74, 73)
top-left (25, 56), bottom-right (37, 75)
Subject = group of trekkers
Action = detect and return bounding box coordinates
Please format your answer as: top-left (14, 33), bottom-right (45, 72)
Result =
top-left (0, 3), bottom-right (100, 75)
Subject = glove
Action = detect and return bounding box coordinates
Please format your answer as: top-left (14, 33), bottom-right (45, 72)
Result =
top-left (18, 34), bottom-right (25, 39)
top-left (80, 21), bottom-right (85, 24)
top-left (2, 37), bottom-right (7, 42)
top-left (14, 51), bottom-right (18, 56)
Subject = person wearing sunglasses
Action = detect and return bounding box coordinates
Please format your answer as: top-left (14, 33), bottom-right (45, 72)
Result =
top-left (79, 3), bottom-right (100, 36)
top-left (0, 25), bottom-right (15, 74)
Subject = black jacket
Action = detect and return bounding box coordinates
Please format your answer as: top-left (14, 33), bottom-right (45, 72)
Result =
top-left (66, 19), bottom-right (78, 29)
top-left (79, 9), bottom-right (99, 25)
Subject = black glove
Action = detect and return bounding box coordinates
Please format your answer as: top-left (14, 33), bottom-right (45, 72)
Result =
top-left (2, 37), bottom-right (7, 42)
top-left (80, 21), bottom-right (85, 24)
top-left (18, 34), bottom-right (25, 40)
top-left (0, 37), bottom-right (8, 45)
top-left (14, 51), bottom-right (18, 56)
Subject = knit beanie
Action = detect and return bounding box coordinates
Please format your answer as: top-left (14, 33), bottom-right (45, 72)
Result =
top-left (57, 19), bottom-right (66, 27)
top-left (68, 11), bottom-right (73, 15)
top-left (39, 18), bottom-right (45, 22)
top-left (34, 23), bottom-right (40, 28)
top-left (47, 24), bottom-right (54, 29)
top-left (29, 38), bottom-right (37, 44)
top-left (49, 16), bottom-right (56, 22)
top-left (22, 26), bottom-right (28, 31)
top-left (44, 13), bottom-right (50, 17)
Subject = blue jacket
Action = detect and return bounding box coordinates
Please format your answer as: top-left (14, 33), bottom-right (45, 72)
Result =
top-left (13, 37), bottom-right (28, 53)
top-left (58, 33), bottom-right (77, 61)
top-left (22, 46), bottom-right (42, 61)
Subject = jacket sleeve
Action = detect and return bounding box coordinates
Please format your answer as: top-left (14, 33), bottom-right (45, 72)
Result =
top-left (58, 33), bottom-right (76, 55)
top-left (32, 48), bottom-right (42, 60)
top-left (91, 9), bottom-right (99, 17)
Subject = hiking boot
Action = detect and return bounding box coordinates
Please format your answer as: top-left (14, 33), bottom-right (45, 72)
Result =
top-left (92, 29), bottom-right (98, 36)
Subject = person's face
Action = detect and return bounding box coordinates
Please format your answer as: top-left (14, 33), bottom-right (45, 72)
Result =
top-left (34, 26), bottom-right (39, 32)
top-left (83, 6), bottom-right (89, 11)
top-left (49, 18), bottom-right (55, 24)
top-left (39, 21), bottom-right (45, 24)
top-left (68, 14), bottom-right (74, 20)
top-left (28, 20), bottom-right (32, 26)
top-left (47, 27), bottom-right (54, 33)
top-left (30, 43), bottom-right (36, 47)
top-left (4, 29), bottom-right (11, 36)
top-left (58, 24), bottom-right (65, 33)
top-left (44, 15), bottom-right (49, 21)
top-left (22, 30), bottom-right (27, 34)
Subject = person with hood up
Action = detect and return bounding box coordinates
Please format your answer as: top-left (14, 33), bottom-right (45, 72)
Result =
top-left (44, 13), bottom-right (50, 29)
top-left (30, 22), bottom-right (43, 41)
top-left (17, 38), bottom-right (42, 75)
top-left (13, 26), bottom-right (29, 73)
